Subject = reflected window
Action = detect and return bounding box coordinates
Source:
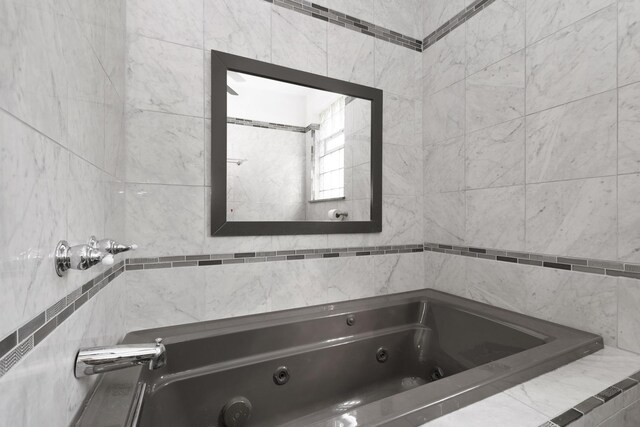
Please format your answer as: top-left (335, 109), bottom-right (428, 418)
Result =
top-left (313, 96), bottom-right (346, 201)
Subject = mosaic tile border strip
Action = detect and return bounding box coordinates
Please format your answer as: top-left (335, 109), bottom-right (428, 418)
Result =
top-left (0, 261), bottom-right (125, 379)
top-left (124, 244), bottom-right (425, 270)
top-left (424, 242), bottom-right (640, 281)
top-left (539, 371), bottom-right (640, 426)
top-left (227, 117), bottom-right (318, 133)
top-left (422, 0), bottom-right (497, 49)
top-left (265, 0), bottom-right (423, 51)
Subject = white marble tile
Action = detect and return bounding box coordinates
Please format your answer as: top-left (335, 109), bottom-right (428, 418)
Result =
top-left (423, 191), bottom-right (466, 245)
top-left (126, 34), bottom-right (204, 116)
top-left (126, 110), bottom-right (204, 185)
top-left (384, 94), bottom-right (420, 147)
top-left (525, 5), bottom-right (617, 114)
top-left (126, 184), bottom-right (205, 257)
top-left (525, 268), bottom-right (618, 345)
top-left (67, 154), bottom-right (107, 244)
top-left (526, 0), bottom-right (614, 45)
top-left (271, 7), bottom-right (327, 76)
top-left (204, 262), bottom-right (273, 320)
top-left (423, 0), bottom-right (464, 37)
top-left (103, 0), bottom-right (126, 99)
top-left (375, 39), bottom-right (421, 99)
top-left (204, 0), bottom-right (271, 61)
top-left (373, 0), bottom-right (423, 39)
top-left (619, 277), bottom-right (640, 359)
top-left (619, 0), bottom-right (640, 87)
top-left (327, 256), bottom-right (380, 302)
top-left (104, 82), bottom-right (126, 180)
top-left (127, 0), bottom-right (203, 48)
top-left (466, 185), bottom-right (525, 250)
top-left (505, 347), bottom-right (640, 418)
top-left (597, 400), bottom-right (640, 427)
top-left (423, 80), bottom-right (465, 144)
top-left (466, 118), bottom-right (525, 189)
top-left (465, 0), bottom-right (525, 76)
top-left (526, 90), bottom-right (617, 183)
top-left (384, 144), bottom-right (422, 196)
top-left (0, 111), bottom-right (68, 338)
top-left (466, 50), bottom-right (525, 133)
top-left (0, 2), bottom-right (68, 144)
top-left (269, 259), bottom-right (329, 311)
top-left (422, 25), bottom-right (465, 96)
top-left (374, 252), bottom-right (425, 294)
top-left (328, 25), bottom-right (374, 86)
top-left (424, 250), bottom-right (467, 297)
top-left (423, 137), bottom-right (465, 193)
top-left (525, 177), bottom-right (617, 259)
top-left (618, 174), bottom-right (640, 263)
top-left (466, 256), bottom-right (530, 313)
top-left (126, 266), bottom-right (205, 331)
top-left (66, 97), bottom-right (105, 169)
top-left (423, 392), bottom-right (547, 427)
top-left (619, 82), bottom-right (640, 175)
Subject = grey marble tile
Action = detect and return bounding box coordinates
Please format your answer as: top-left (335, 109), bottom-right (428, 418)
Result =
top-left (104, 82), bottom-right (126, 180)
top-left (618, 277), bottom-right (640, 354)
top-left (525, 267), bottom-right (618, 345)
top-left (67, 154), bottom-right (107, 246)
top-left (424, 250), bottom-right (467, 297)
top-left (271, 7), bottom-right (327, 76)
top-left (466, 118), bottom-right (525, 189)
top-left (423, 80), bottom-right (465, 144)
top-left (126, 183), bottom-right (205, 257)
top-left (328, 25), bottom-right (374, 86)
top-left (596, 400), bottom-right (640, 427)
top-left (525, 177), bottom-right (617, 259)
top-left (423, 0), bottom-right (465, 37)
top-left (0, 2), bottom-right (69, 145)
top-left (327, 256), bottom-right (380, 301)
top-left (618, 174), bottom-right (640, 264)
top-left (384, 144), bottom-right (422, 196)
top-left (103, 0), bottom-right (126, 99)
top-left (526, 90), bottom-right (617, 183)
top-left (66, 97), bottom-right (105, 169)
top-left (269, 259), bottom-right (329, 310)
top-left (383, 94), bottom-right (420, 147)
top-left (320, 0), bottom-right (374, 23)
top-left (423, 137), bottom-right (465, 193)
top-left (526, 0), bottom-right (614, 45)
top-left (466, 185), bottom-right (526, 250)
top-left (373, 0), bottom-right (423, 39)
top-left (127, 0), bottom-right (203, 48)
top-left (375, 252), bottom-right (425, 294)
top-left (465, 0), bottom-right (525, 76)
top-left (466, 50), bottom-right (525, 133)
top-left (204, 0), bottom-right (271, 61)
top-left (127, 34), bottom-right (204, 116)
top-left (374, 39), bottom-right (421, 99)
top-left (126, 110), bottom-right (204, 185)
top-left (422, 25), bottom-right (465, 96)
top-left (126, 267), bottom-right (205, 331)
top-left (423, 191), bottom-right (466, 245)
top-left (619, 0), bottom-right (640, 87)
top-left (619, 82), bottom-right (640, 175)
top-left (466, 256), bottom-right (531, 313)
top-left (525, 5), bottom-right (616, 114)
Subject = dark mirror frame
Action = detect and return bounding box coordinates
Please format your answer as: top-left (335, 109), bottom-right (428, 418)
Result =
top-left (210, 50), bottom-right (383, 236)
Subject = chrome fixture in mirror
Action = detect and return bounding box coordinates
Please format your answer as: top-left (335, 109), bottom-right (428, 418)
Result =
top-left (210, 50), bottom-right (383, 236)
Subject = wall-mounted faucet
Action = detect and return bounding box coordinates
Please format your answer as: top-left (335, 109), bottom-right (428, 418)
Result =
top-left (55, 237), bottom-right (137, 277)
top-left (75, 338), bottom-right (166, 378)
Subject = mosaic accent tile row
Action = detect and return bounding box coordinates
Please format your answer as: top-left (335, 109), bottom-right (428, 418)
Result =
top-left (227, 117), bottom-right (318, 133)
top-left (422, 0), bottom-right (498, 49)
top-left (424, 243), bottom-right (640, 281)
top-left (539, 371), bottom-right (640, 426)
top-left (0, 262), bottom-right (125, 379)
top-left (124, 244), bottom-right (425, 270)
top-left (264, 0), bottom-right (423, 51)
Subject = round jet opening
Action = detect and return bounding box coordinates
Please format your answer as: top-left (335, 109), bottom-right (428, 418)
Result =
top-left (220, 396), bottom-right (252, 427)
top-left (273, 366), bottom-right (290, 385)
top-left (376, 347), bottom-right (389, 363)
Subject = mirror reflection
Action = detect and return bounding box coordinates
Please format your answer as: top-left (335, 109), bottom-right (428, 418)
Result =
top-left (226, 71), bottom-right (371, 222)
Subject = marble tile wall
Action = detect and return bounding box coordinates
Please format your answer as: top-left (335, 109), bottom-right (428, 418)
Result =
top-left (422, 0), bottom-right (640, 353)
top-left (0, 0), bottom-right (127, 423)
top-left (124, 0), bottom-right (424, 328)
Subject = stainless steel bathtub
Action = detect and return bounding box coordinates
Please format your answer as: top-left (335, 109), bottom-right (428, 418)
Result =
top-left (74, 290), bottom-right (602, 426)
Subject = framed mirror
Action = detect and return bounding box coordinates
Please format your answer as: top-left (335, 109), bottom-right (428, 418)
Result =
top-left (210, 50), bottom-right (382, 236)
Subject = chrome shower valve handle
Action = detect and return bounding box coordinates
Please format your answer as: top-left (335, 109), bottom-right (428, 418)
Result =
top-left (55, 241), bottom-right (114, 277)
top-left (88, 236), bottom-right (138, 255)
